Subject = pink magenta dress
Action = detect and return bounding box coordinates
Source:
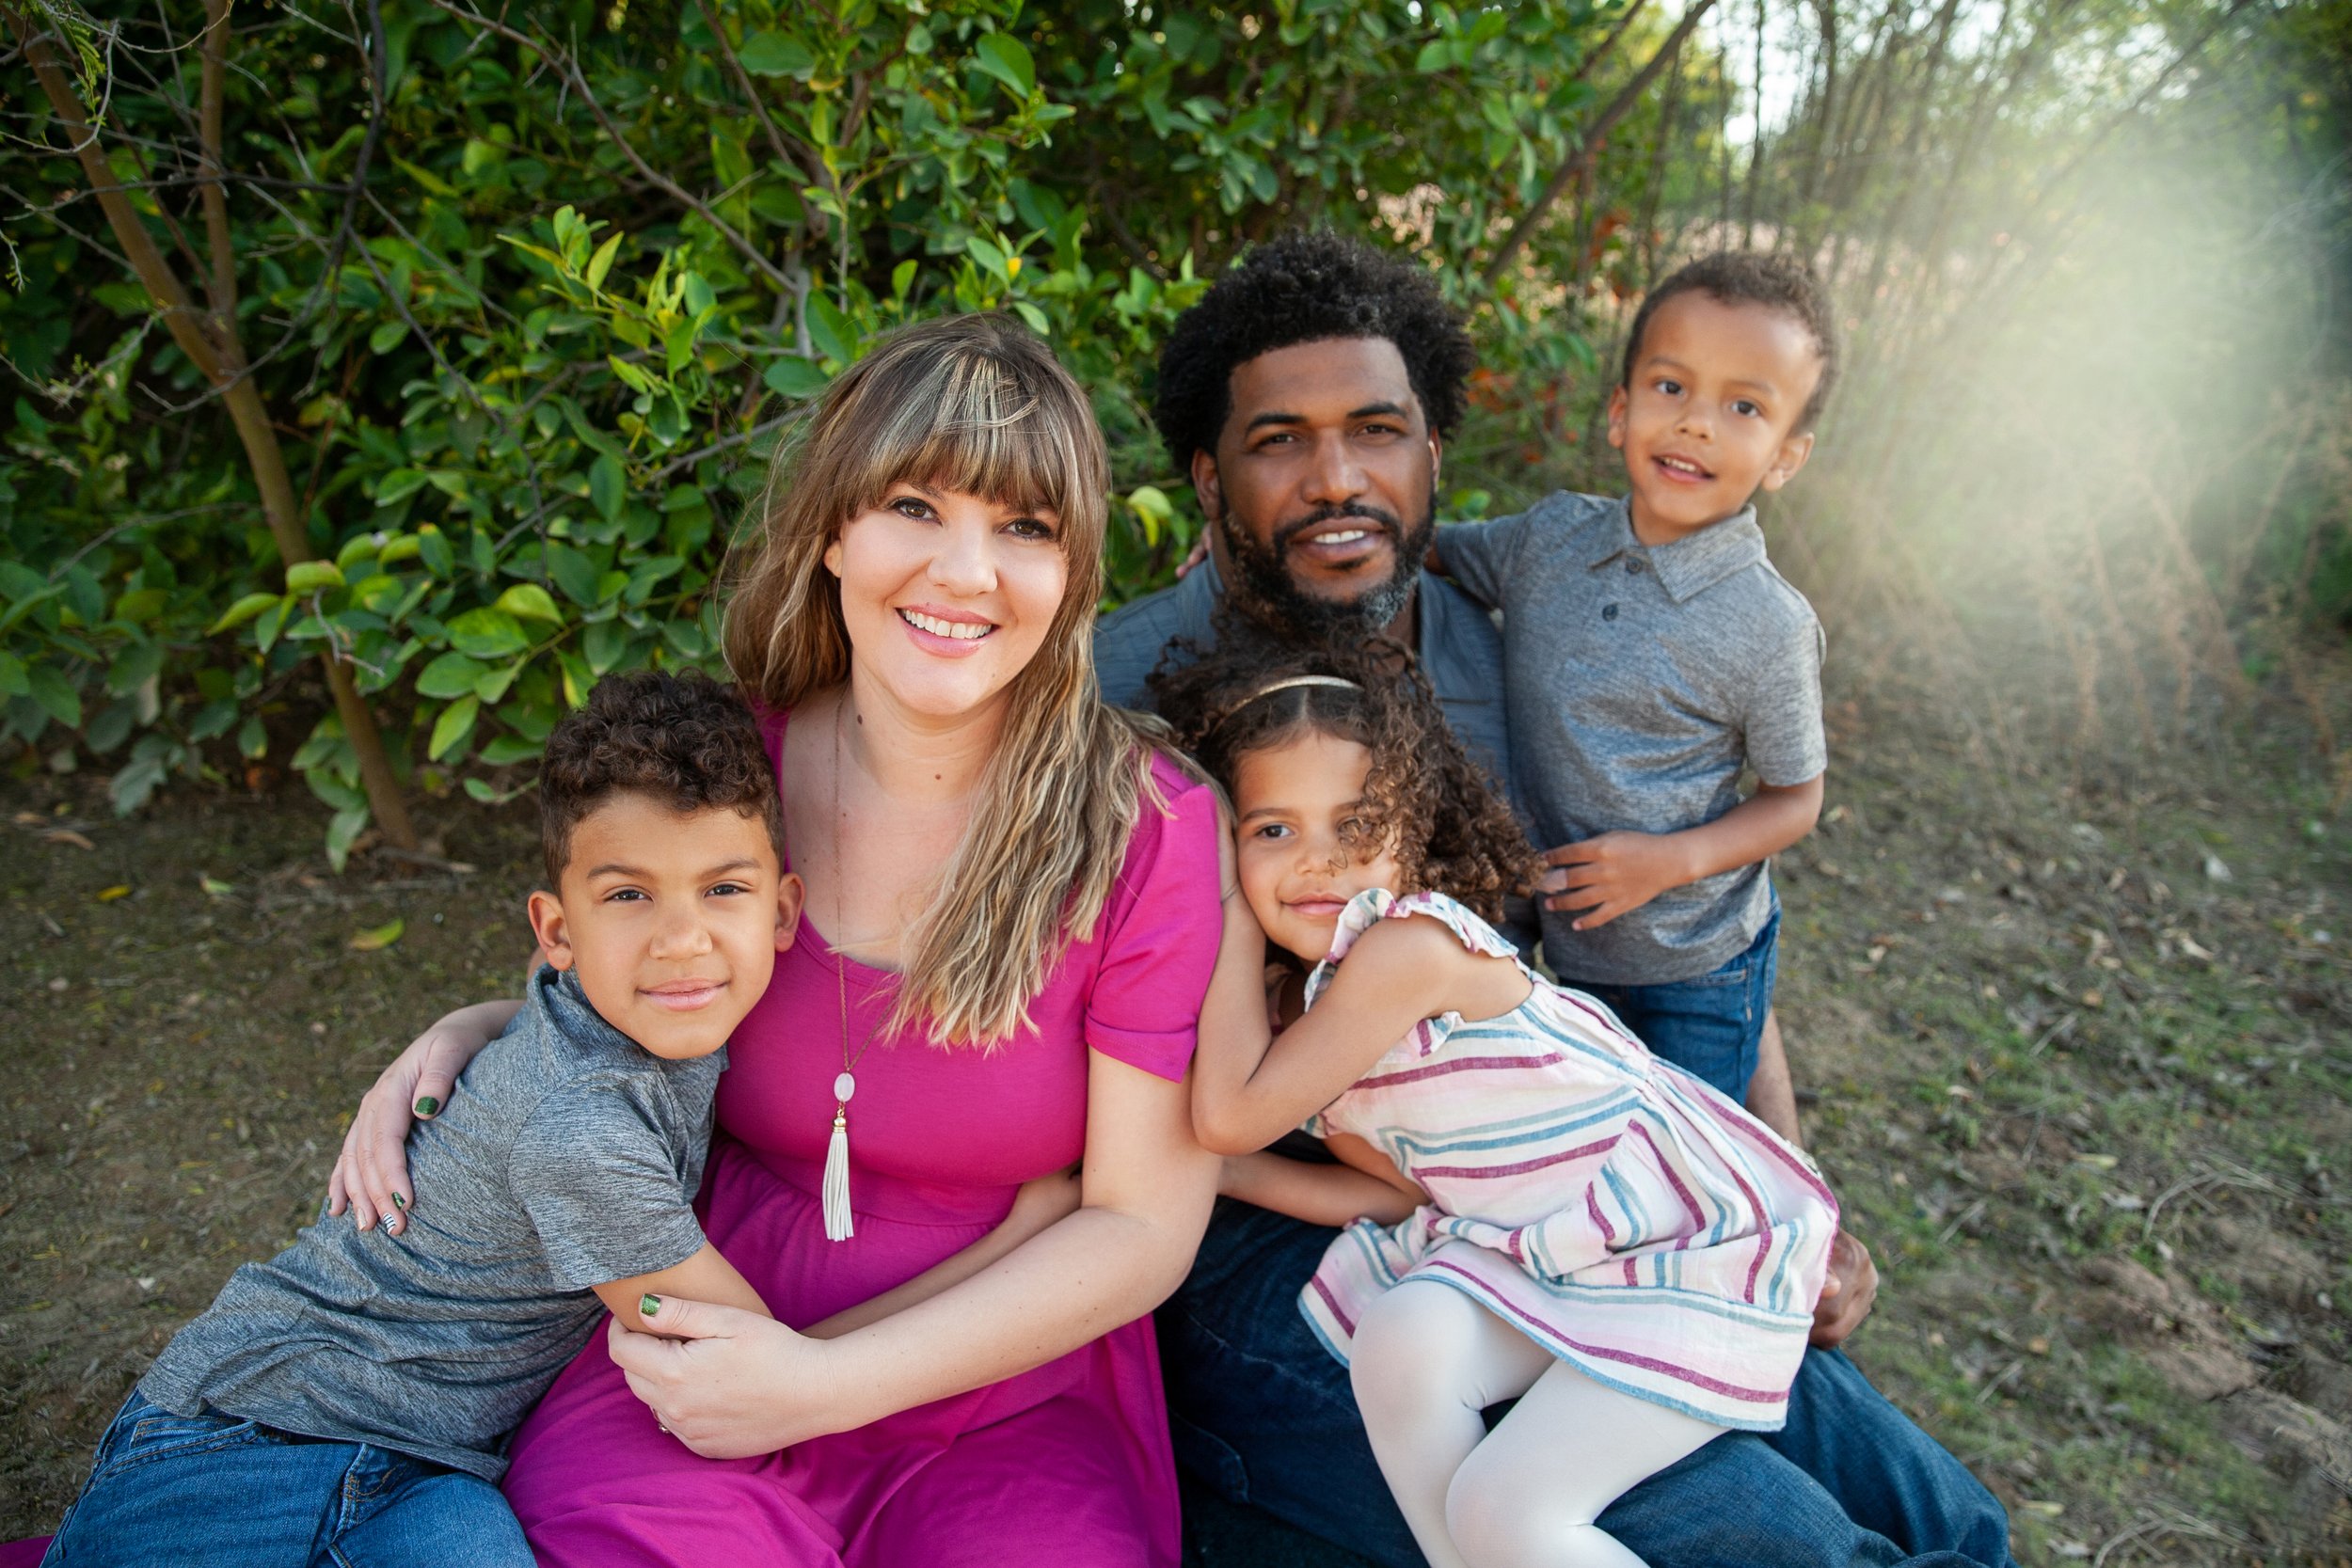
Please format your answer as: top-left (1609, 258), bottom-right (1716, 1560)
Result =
top-left (499, 712), bottom-right (1221, 1567)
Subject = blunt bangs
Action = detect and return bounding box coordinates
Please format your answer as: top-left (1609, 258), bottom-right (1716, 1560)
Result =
top-left (840, 342), bottom-right (1101, 549)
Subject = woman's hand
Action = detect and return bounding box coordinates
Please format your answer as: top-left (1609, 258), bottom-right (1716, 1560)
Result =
top-left (608, 1300), bottom-right (855, 1458)
top-left (326, 999), bottom-right (518, 1235)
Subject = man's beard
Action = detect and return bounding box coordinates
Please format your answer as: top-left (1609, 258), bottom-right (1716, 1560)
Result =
top-left (1219, 488), bottom-right (1437, 644)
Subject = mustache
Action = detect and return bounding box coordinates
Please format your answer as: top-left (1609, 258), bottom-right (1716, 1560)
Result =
top-left (1269, 504), bottom-right (1404, 555)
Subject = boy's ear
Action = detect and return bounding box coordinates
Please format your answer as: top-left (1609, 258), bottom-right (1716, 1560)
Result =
top-left (1604, 385), bottom-right (1629, 450)
top-left (1759, 428), bottom-right (1817, 493)
top-left (526, 889), bottom-right (577, 971)
top-left (773, 870), bottom-right (806, 950)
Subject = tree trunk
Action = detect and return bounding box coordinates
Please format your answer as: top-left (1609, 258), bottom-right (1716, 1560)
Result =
top-left (18, 8), bottom-right (419, 852)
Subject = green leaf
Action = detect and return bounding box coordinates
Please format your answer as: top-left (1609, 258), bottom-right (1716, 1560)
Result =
top-left (763, 355), bottom-right (830, 399)
top-left (417, 525), bottom-right (455, 578)
top-left (27, 665), bottom-right (81, 727)
top-left (369, 320), bottom-right (407, 354)
top-left (112, 588), bottom-right (168, 624)
top-left (428, 695), bottom-right (480, 761)
top-left (286, 560), bottom-right (345, 594)
top-left (106, 641), bottom-right (164, 696)
top-left (975, 32), bottom-right (1036, 97)
top-left (546, 542), bottom-right (603, 608)
top-left (237, 714), bottom-right (268, 759)
top-left (496, 583), bottom-right (564, 624)
top-left (590, 452), bottom-right (627, 523)
top-left (415, 650), bottom-right (488, 699)
top-left (892, 260), bottom-right (918, 302)
top-left (737, 29), bottom-right (816, 76)
top-left (582, 617), bottom-right (629, 674)
top-left (0, 651), bottom-right (25, 698)
top-left (210, 592), bottom-right (285, 635)
top-left (325, 804), bottom-right (370, 873)
top-left (965, 235), bottom-right (1011, 283)
top-left (446, 607), bottom-right (530, 659)
top-left (350, 917), bottom-right (405, 952)
top-left (807, 294), bottom-right (858, 366)
top-left (480, 736), bottom-right (543, 767)
top-left (585, 231), bottom-right (624, 293)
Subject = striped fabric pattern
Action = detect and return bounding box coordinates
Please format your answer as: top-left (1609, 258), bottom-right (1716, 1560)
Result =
top-left (1297, 890), bottom-right (1839, 1432)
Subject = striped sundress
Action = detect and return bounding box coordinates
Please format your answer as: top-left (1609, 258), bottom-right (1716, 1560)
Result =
top-left (1298, 889), bottom-right (1840, 1432)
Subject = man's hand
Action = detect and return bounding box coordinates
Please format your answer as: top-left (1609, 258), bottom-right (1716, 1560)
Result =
top-left (1542, 831), bottom-right (1694, 929)
top-left (1810, 1228), bottom-right (1878, 1348)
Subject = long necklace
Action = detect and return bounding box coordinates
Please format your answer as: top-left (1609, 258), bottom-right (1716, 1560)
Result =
top-left (822, 695), bottom-right (887, 1243)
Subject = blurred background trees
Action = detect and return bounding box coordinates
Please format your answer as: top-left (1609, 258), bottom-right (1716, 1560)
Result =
top-left (2, 0), bottom-right (2344, 858)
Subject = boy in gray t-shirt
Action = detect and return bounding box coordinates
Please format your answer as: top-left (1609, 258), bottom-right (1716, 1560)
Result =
top-left (43, 671), bottom-right (802, 1567)
top-left (1436, 252), bottom-right (1837, 1112)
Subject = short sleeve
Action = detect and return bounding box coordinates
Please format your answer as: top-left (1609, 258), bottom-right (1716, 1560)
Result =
top-left (1740, 607), bottom-right (1828, 786)
top-left (508, 1076), bottom-right (709, 1290)
top-left (1432, 512), bottom-right (1532, 612)
top-left (1084, 763), bottom-right (1223, 1082)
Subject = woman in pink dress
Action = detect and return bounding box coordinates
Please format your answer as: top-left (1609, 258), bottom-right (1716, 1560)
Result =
top-left (326, 314), bottom-right (1235, 1566)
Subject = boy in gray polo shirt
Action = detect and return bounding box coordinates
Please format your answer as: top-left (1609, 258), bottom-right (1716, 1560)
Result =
top-left (1435, 252), bottom-right (1836, 1107)
top-left (43, 671), bottom-right (802, 1568)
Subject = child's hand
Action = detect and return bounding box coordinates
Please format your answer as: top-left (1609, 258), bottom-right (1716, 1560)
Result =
top-left (1542, 830), bottom-right (1696, 929)
top-left (1008, 1164), bottom-right (1084, 1230)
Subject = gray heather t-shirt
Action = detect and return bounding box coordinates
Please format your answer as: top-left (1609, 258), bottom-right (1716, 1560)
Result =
top-left (139, 966), bottom-right (722, 1481)
top-left (1436, 492), bottom-right (1826, 986)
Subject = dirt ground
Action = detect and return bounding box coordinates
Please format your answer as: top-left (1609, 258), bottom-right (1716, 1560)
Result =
top-left (3, 671), bottom-right (2347, 1564)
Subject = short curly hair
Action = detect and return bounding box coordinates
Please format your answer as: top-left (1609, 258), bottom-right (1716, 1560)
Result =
top-left (1621, 251), bottom-right (1841, 431)
top-left (1152, 230), bottom-right (1478, 468)
top-left (1151, 618), bottom-right (1537, 927)
top-left (538, 670), bottom-right (784, 889)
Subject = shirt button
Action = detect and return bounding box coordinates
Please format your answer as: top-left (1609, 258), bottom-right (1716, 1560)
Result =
top-left (1626, 558), bottom-right (1648, 574)
top-left (1602, 603), bottom-right (1620, 621)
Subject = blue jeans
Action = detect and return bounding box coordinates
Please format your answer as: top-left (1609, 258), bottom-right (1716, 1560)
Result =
top-left (42, 1392), bottom-right (533, 1568)
top-left (1566, 906), bottom-right (1781, 1102)
top-left (1161, 1197), bottom-right (2018, 1568)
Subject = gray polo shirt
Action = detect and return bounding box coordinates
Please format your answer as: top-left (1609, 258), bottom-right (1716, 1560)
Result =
top-left (1094, 553), bottom-right (1513, 790)
top-left (139, 966), bottom-right (723, 1481)
top-left (1436, 492), bottom-right (1825, 986)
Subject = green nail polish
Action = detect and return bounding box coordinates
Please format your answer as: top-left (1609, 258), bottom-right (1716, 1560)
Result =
top-left (640, 1294), bottom-right (661, 1318)
top-left (414, 1096), bottom-right (440, 1117)
top-left (391, 1193), bottom-right (406, 1209)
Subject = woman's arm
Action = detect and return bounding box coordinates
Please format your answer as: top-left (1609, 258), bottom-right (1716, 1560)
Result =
top-left (797, 1166), bottom-right (1082, 1339)
top-left (1220, 1146), bottom-right (1422, 1227)
top-left (326, 997), bottom-right (518, 1235)
top-left (605, 1043), bottom-right (1222, 1458)
top-left (1192, 908), bottom-right (1528, 1157)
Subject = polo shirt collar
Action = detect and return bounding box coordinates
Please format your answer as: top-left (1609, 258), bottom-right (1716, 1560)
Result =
top-left (1584, 497), bottom-right (1768, 605)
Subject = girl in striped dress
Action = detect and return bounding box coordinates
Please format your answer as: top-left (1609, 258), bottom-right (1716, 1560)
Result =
top-left (1161, 635), bottom-right (1840, 1568)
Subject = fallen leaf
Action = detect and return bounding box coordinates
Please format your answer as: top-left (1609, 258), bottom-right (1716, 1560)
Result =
top-left (349, 918), bottom-right (405, 952)
top-left (2202, 853), bottom-right (2232, 882)
top-left (43, 829), bottom-right (94, 850)
top-left (199, 875), bottom-right (235, 898)
top-left (95, 884), bottom-right (131, 902)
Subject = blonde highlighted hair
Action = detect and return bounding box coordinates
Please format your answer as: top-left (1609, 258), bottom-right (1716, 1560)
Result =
top-left (723, 312), bottom-right (1169, 1048)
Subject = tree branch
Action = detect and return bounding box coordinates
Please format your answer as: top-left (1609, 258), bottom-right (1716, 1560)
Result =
top-left (1482, 0), bottom-right (1722, 286)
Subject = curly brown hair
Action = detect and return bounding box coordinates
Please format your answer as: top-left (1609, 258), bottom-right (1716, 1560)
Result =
top-left (539, 670), bottom-right (785, 889)
top-left (1151, 620), bottom-right (1539, 926)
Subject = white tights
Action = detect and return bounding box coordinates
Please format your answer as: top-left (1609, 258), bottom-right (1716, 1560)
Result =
top-left (1348, 1280), bottom-right (1724, 1568)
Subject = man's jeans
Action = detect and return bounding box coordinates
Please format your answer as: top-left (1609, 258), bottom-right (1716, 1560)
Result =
top-left (1161, 1198), bottom-right (2018, 1568)
top-left (41, 1392), bottom-right (533, 1568)
top-left (1565, 906), bottom-right (1781, 1103)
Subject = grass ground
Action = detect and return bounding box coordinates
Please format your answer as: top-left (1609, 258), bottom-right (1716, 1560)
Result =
top-left (3, 672), bottom-right (2347, 1563)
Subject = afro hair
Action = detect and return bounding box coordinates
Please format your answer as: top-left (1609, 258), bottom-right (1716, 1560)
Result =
top-left (1152, 230), bottom-right (1477, 469)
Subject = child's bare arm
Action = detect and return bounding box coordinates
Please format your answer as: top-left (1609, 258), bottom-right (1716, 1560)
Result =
top-left (1195, 912), bottom-right (1529, 1156)
top-left (596, 1242), bottom-right (771, 1336)
top-left (797, 1165), bottom-right (1083, 1339)
top-left (1220, 1148), bottom-right (1423, 1227)
top-left (1546, 774), bottom-right (1824, 930)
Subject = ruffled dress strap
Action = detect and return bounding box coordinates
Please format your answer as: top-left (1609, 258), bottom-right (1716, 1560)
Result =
top-left (1302, 890), bottom-right (1534, 1070)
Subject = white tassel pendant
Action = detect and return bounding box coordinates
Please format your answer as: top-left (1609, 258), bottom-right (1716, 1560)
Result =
top-left (822, 1084), bottom-right (855, 1241)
